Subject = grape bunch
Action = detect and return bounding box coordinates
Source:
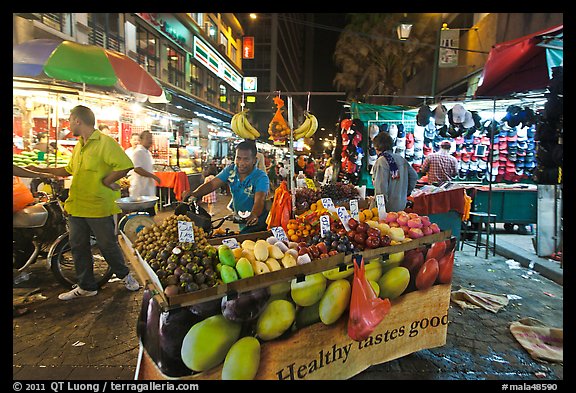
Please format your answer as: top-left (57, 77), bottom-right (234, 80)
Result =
top-left (295, 187), bottom-right (321, 211)
top-left (320, 182), bottom-right (359, 203)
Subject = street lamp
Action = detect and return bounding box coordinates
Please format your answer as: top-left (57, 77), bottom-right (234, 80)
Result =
top-left (397, 14), bottom-right (413, 40)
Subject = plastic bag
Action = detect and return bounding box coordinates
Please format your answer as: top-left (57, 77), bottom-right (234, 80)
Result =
top-left (13, 176), bottom-right (35, 213)
top-left (348, 255), bottom-right (391, 342)
top-left (268, 96), bottom-right (290, 145)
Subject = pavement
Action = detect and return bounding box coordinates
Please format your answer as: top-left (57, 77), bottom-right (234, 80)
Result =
top-left (12, 195), bottom-right (564, 382)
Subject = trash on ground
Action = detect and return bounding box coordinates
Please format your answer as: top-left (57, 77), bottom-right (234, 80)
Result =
top-left (507, 294), bottom-right (522, 300)
top-left (543, 292), bottom-right (556, 297)
top-left (451, 288), bottom-right (509, 313)
top-left (506, 259), bottom-right (522, 269)
top-left (72, 341), bottom-right (86, 347)
top-left (510, 318), bottom-right (563, 363)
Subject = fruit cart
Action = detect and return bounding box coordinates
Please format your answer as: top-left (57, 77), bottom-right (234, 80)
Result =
top-left (118, 209), bottom-right (455, 380)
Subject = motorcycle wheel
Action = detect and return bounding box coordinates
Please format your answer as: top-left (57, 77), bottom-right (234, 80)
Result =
top-left (49, 233), bottom-right (114, 289)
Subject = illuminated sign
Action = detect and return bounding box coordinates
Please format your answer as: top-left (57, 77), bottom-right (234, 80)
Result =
top-left (243, 77), bottom-right (258, 93)
top-left (242, 36), bottom-right (254, 59)
top-left (193, 36), bottom-right (242, 92)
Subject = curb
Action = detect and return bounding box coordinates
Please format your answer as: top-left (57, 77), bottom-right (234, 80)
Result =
top-left (490, 236), bottom-right (563, 285)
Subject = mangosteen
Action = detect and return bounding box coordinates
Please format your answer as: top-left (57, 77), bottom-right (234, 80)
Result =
top-left (185, 282), bottom-right (199, 293)
top-left (165, 274), bottom-right (179, 286)
top-left (194, 273), bottom-right (206, 285)
top-left (159, 249), bottom-right (171, 261)
top-left (150, 261), bottom-right (161, 272)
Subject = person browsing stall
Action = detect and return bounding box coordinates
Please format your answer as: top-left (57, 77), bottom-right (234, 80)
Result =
top-left (128, 130), bottom-right (161, 216)
top-left (27, 105), bottom-right (140, 300)
top-left (371, 131), bottom-right (418, 212)
top-left (185, 140), bottom-right (270, 234)
top-left (419, 140), bottom-right (458, 185)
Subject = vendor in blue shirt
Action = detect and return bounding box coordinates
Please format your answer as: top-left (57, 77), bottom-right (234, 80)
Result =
top-left (187, 140), bottom-right (270, 233)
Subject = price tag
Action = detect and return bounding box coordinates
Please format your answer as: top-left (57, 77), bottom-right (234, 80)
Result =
top-left (305, 178), bottom-right (317, 190)
top-left (376, 194), bottom-right (387, 221)
top-left (337, 206), bottom-right (352, 231)
top-left (222, 238), bottom-right (240, 249)
top-left (349, 199), bottom-right (360, 221)
top-left (321, 198), bottom-right (337, 212)
top-left (320, 214), bottom-right (331, 238)
top-left (177, 220), bottom-right (195, 243)
top-left (271, 226), bottom-right (289, 243)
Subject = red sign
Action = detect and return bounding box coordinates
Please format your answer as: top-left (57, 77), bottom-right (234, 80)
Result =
top-left (242, 36), bottom-right (254, 59)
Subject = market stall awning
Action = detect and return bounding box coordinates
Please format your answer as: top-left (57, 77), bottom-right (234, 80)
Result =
top-left (474, 25), bottom-right (563, 98)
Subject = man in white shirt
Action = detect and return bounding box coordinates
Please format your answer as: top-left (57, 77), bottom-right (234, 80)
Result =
top-left (129, 130), bottom-right (161, 216)
top-left (124, 132), bottom-right (140, 162)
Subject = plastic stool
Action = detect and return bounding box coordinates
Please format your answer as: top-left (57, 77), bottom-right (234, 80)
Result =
top-left (460, 212), bottom-right (497, 258)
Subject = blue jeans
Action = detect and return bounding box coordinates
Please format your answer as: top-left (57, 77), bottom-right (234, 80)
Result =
top-left (68, 215), bottom-right (130, 291)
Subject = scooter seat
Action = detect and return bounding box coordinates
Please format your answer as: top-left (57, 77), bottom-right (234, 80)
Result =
top-left (13, 203), bottom-right (49, 228)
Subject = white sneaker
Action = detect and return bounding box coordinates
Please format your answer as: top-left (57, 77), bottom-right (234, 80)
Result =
top-left (122, 273), bottom-right (140, 291)
top-left (58, 285), bottom-right (98, 301)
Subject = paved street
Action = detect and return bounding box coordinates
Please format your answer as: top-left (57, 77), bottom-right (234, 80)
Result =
top-left (12, 195), bottom-right (563, 382)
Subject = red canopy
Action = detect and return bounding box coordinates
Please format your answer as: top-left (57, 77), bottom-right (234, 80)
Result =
top-left (474, 25), bottom-right (563, 97)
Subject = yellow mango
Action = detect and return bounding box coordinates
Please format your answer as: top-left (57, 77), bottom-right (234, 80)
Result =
top-left (254, 240), bottom-right (270, 262)
top-left (268, 244), bottom-right (285, 260)
top-left (241, 239), bottom-right (256, 251)
top-left (221, 336), bottom-right (261, 380)
top-left (265, 258), bottom-right (282, 271)
top-left (318, 279), bottom-right (351, 325)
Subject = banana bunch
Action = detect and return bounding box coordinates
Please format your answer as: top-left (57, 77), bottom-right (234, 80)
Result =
top-left (231, 110), bottom-right (260, 140)
top-left (293, 111), bottom-right (318, 140)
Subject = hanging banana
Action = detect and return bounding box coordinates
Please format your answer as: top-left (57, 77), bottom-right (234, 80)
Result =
top-left (294, 111), bottom-right (318, 140)
top-left (231, 110), bottom-right (259, 140)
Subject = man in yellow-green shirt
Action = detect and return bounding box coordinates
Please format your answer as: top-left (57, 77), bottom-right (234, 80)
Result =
top-left (27, 105), bottom-right (141, 300)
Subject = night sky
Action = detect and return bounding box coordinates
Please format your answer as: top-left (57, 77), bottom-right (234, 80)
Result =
top-left (310, 13), bottom-right (348, 140)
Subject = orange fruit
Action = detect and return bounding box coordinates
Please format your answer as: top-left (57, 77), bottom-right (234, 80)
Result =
top-left (363, 209), bottom-right (373, 220)
top-left (290, 234), bottom-right (299, 242)
top-left (372, 207), bottom-right (379, 217)
top-left (287, 229), bottom-right (295, 236)
top-left (358, 211), bottom-right (366, 222)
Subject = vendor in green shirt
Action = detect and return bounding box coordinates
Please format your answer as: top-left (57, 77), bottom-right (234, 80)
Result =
top-left (186, 140), bottom-right (270, 234)
top-left (27, 105), bottom-right (141, 300)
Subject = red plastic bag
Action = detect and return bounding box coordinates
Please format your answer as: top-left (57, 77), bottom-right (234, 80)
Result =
top-left (348, 255), bottom-right (391, 341)
top-left (13, 176), bottom-right (35, 213)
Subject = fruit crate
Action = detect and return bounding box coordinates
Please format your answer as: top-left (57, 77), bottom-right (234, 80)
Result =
top-left (135, 283), bottom-right (452, 380)
top-left (119, 230), bottom-right (452, 310)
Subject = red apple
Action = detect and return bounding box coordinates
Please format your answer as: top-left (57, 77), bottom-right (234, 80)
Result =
top-left (429, 223), bottom-right (441, 233)
top-left (317, 242), bottom-right (328, 255)
top-left (367, 227), bottom-right (381, 238)
top-left (389, 221), bottom-right (400, 228)
top-left (347, 229), bottom-right (357, 241)
top-left (328, 250), bottom-right (339, 256)
top-left (308, 245), bottom-right (320, 259)
top-left (415, 258), bottom-right (439, 290)
top-left (401, 225), bottom-right (411, 235)
top-left (356, 222), bottom-right (369, 233)
top-left (319, 253), bottom-right (329, 259)
top-left (298, 246), bottom-right (310, 256)
top-left (379, 234), bottom-right (392, 247)
top-left (365, 236), bottom-right (380, 249)
top-left (408, 213), bottom-right (420, 219)
top-left (397, 213), bottom-right (409, 226)
top-left (337, 228), bottom-right (348, 237)
top-left (354, 233), bottom-right (367, 245)
top-left (348, 218), bottom-right (358, 230)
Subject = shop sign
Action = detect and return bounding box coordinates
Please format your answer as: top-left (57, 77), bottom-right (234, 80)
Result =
top-left (243, 77), bottom-right (258, 93)
top-left (242, 36), bottom-right (254, 59)
top-left (193, 36), bottom-right (242, 92)
top-left (439, 29), bottom-right (459, 68)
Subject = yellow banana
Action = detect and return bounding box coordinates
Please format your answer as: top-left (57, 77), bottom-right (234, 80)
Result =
top-left (293, 113), bottom-right (312, 138)
top-left (304, 113), bottom-right (318, 138)
top-left (241, 111), bottom-right (260, 139)
top-left (232, 112), bottom-right (253, 139)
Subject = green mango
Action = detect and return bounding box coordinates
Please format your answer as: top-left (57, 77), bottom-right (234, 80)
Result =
top-left (256, 299), bottom-right (295, 341)
top-left (218, 244), bottom-right (236, 267)
top-left (221, 336), bottom-right (261, 380)
top-left (180, 315), bottom-right (242, 372)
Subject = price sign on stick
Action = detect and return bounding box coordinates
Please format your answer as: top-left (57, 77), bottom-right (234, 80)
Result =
top-left (178, 220), bottom-right (195, 243)
top-left (321, 198), bottom-right (337, 213)
top-left (337, 206), bottom-right (352, 231)
top-left (271, 226), bottom-right (289, 243)
top-left (349, 199), bottom-right (360, 221)
top-left (305, 178), bottom-right (317, 190)
top-left (222, 238), bottom-right (240, 249)
top-left (376, 194), bottom-right (387, 221)
top-left (320, 214), bottom-right (331, 237)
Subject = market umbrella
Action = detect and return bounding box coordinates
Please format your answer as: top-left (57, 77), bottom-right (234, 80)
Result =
top-left (13, 38), bottom-right (167, 100)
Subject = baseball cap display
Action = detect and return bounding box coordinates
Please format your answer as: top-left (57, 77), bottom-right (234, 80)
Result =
top-left (388, 124), bottom-right (398, 141)
top-left (417, 105), bottom-right (433, 127)
top-left (433, 104), bottom-right (447, 126)
top-left (463, 110), bottom-right (475, 128)
top-left (451, 104), bottom-right (466, 124)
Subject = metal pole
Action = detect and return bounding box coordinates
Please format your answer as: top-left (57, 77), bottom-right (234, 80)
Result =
top-left (287, 96), bottom-right (296, 215)
top-left (485, 99), bottom-right (496, 259)
top-left (431, 14), bottom-right (442, 98)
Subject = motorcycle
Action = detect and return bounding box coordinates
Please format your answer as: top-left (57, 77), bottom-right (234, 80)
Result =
top-left (13, 178), bottom-right (113, 289)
